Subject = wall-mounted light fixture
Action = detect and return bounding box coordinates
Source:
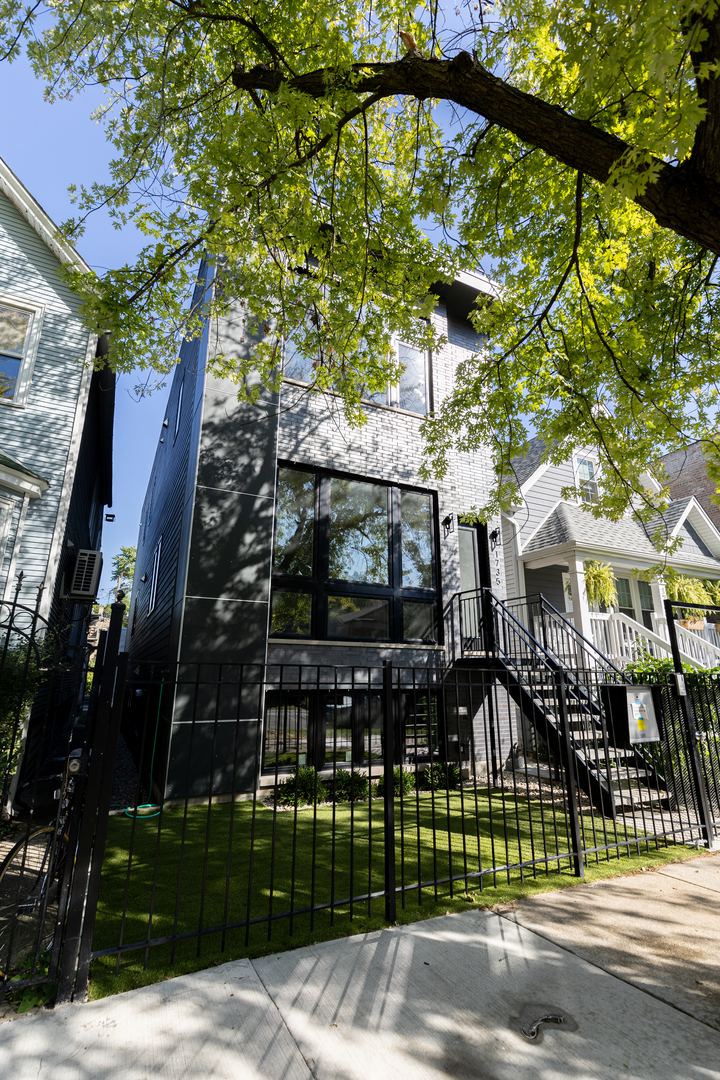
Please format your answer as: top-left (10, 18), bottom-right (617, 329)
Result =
top-left (105, 513), bottom-right (115, 522)
top-left (162, 418), bottom-right (169, 428)
top-left (140, 573), bottom-right (148, 583)
top-left (442, 514), bottom-right (454, 538)
top-left (489, 527), bottom-right (501, 550)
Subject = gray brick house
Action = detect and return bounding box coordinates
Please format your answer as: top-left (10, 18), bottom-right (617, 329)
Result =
top-left (127, 261), bottom-right (504, 794)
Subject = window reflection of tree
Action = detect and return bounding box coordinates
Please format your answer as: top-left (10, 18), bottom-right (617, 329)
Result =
top-left (273, 470), bottom-right (314, 576)
top-left (329, 479), bottom-right (388, 584)
top-left (270, 590), bottom-right (312, 635)
top-left (401, 492), bottom-right (433, 588)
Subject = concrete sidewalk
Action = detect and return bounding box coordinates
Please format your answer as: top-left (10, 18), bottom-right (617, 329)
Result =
top-left (1, 854), bottom-right (719, 1080)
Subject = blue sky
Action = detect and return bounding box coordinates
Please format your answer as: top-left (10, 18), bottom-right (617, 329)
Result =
top-left (0, 55), bottom-right (170, 599)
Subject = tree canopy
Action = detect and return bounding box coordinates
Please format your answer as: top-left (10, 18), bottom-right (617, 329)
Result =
top-left (4, 0), bottom-right (720, 524)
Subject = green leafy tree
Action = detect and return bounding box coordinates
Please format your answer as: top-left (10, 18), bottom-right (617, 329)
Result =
top-left (5, 1), bottom-right (720, 525)
top-left (110, 545), bottom-right (136, 624)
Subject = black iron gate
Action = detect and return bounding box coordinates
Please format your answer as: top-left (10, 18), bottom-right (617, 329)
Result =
top-left (0, 584), bottom-right (126, 1006)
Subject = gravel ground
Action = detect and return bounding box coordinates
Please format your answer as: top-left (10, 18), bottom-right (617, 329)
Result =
top-left (109, 732), bottom-right (147, 811)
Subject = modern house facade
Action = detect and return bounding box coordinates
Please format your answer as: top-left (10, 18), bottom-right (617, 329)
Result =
top-left (127, 262), bottom-right (506, 796)
top-left (502, 437), bottom-right (720, 667)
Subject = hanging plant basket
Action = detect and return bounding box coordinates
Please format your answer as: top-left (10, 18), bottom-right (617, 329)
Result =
top-left (679, 618), bottom-right (706, 631)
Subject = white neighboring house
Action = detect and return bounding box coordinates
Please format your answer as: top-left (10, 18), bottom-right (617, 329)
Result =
top-left (0, 155), bottom-right (113, 621)
top-left (501, 437), bottom-right (720, 668)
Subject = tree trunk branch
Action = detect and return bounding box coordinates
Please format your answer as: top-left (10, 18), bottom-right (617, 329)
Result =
top-left (233, 51), bottom-right (720, 255)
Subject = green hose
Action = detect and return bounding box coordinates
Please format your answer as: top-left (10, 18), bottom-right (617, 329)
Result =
top-left (125, 678), bottom-right (164, 819)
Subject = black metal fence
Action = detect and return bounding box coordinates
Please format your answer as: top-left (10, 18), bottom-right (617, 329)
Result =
top-left (82, 649), bottom-right (714, 998)
top-left (3, 588), bottom-right (720, 1007)
top-left (0, 576), bottom-right (97, 1003)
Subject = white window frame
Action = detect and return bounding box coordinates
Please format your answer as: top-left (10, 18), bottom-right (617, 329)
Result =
top-left (0, 293), bottom-right (46, 408)
top-left (574, 454), bottom-right (599, 504)
top-left (148, 536), bottom-right (162, 615)
top-left (174, 375), bottom-right (184, 441)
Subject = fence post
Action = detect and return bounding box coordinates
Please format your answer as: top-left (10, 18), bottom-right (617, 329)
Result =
top-left (664, 599), bottom-right (716, 848)
top-left (482, 588), bottom-right (496, 656)
top-left (56, 600), bottom-right (127, 1003)
top-left (554, 668), bottom-right (585, 878)
top-left (382, 660), bottom-right (397, 923)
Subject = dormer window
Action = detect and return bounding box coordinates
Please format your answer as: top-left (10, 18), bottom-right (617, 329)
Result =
top-left (0, 297), bottom-right (44, 406)
top-left (576, 457), bottom-right (599, 503)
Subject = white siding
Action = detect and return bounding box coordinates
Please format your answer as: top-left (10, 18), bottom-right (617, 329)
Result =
top-left (0, 192), bottom-right (92, 598)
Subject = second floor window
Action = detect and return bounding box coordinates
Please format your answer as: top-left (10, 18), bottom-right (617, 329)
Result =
top-left (271, 466), bottom-right (438, 643)
top-left (576, 457), bottom-right (599, 503)
top-left (0, 299), bottom-right (42, 405)
top-left (282, 332), bottom-right (431, 417)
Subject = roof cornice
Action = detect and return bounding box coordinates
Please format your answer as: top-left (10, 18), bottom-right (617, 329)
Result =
top-left (0, 156), bottom-right (91, 273)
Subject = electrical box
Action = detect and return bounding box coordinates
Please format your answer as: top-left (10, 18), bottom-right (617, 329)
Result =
top-left (600, 684), bottom-right (663, 746)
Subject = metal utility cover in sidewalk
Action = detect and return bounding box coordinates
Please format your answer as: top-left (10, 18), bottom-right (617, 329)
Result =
top-left (254, 910), bottom-right (720, 1080)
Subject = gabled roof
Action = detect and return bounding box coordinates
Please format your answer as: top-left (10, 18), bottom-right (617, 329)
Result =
top-left (522, 498), bottom-right (720, 573)
top-left (0, 448), bottom-right (48, 498)
top-left (0, 156), bottom-right (90, 273)
top-left (510, 435), bottom-right (549, 489)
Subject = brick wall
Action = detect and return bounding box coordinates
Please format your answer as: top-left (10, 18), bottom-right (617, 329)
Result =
top-left (661, 442), bottom-right (720, 531)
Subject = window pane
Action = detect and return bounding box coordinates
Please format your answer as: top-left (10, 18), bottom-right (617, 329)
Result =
top-left (616, 577), bottom-right (635, 619)
top-left (0, 355), bottom-right (21, 400)
top-left (328, 479), bottom-right (388, 583)
top-left (274, 468), bottom-right (314, 576)
top-left (638, 579), bottom-right (654, 610)
top-left (403, 601), bottom-right (436, 641)
top-left (401, 491), bottom-right (433, 587)
top-left (0, 305), bottom-right (30, 357)
top-left (577, 457), bottom-right (598, 502)
top-left (327, 595), bottom-right (389, 638)
top-left (263, 691), bottom-right (309, 769)
top-left (397, 343), bottom-right (427, 414)
top-left (359, 692), bottom-right (383, 763)
top-left (323, 693), bottom-right (354, 764)
top-left (270, 590), bottom-right (313, 636)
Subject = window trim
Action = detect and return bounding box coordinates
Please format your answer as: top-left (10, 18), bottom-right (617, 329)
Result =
top-left (0, 293), bottom-right (46, 408)
top-left (574, 454), bottom-right (599, 504)
top-left (174, 375), bottom-right (184, 442)
top-left (271, 463), bottom-right (441, 644)
top-left (147, 536), bottom-right (162, 615)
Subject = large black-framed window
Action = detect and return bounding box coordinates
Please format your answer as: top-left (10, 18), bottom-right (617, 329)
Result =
top-left (270, 465), bottom-right (440, 643)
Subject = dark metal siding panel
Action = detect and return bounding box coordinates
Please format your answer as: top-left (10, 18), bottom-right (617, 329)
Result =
top-left (128, 276), bottom-right (211, 663)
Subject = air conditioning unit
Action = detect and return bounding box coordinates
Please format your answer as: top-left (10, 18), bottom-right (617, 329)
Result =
top-left (63, 549), bottom-right (103, 599)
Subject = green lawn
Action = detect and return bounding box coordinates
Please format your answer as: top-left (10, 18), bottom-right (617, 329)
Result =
top-left (89, 790), bottom-right (701, 999)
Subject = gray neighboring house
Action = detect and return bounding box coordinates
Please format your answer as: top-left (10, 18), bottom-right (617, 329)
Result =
top-left (502, 437), bottom-right (720, 667)
top-left (0, 156), bottom-right (114, 621)
top-left (127, 261), bottom-right (505, 795)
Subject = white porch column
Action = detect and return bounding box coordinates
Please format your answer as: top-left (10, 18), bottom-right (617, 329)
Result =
top-left (568, 557), bottom-right (592, 641)
top-left (651, 579), bottom-right (668, 639)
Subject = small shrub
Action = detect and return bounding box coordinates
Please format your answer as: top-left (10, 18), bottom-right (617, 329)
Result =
top-left (332, 769), bottom-right (370, 802)
top-left (421, 763), bottom-right (461, 790)
top-left (276, 766), bottom-right (326, 806)
top-left (376, 766), bottom-right (416, 797)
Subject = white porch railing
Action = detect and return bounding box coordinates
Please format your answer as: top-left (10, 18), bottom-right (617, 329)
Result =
top-left (587, 611), bottom-right (720, 669)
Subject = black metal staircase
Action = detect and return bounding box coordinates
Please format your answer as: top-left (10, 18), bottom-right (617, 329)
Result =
top-left (443, 590), bottom-right (670, 817)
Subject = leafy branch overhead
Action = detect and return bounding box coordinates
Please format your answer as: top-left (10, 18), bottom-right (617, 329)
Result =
top-left (4, 0), bottom-right (720, 523)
